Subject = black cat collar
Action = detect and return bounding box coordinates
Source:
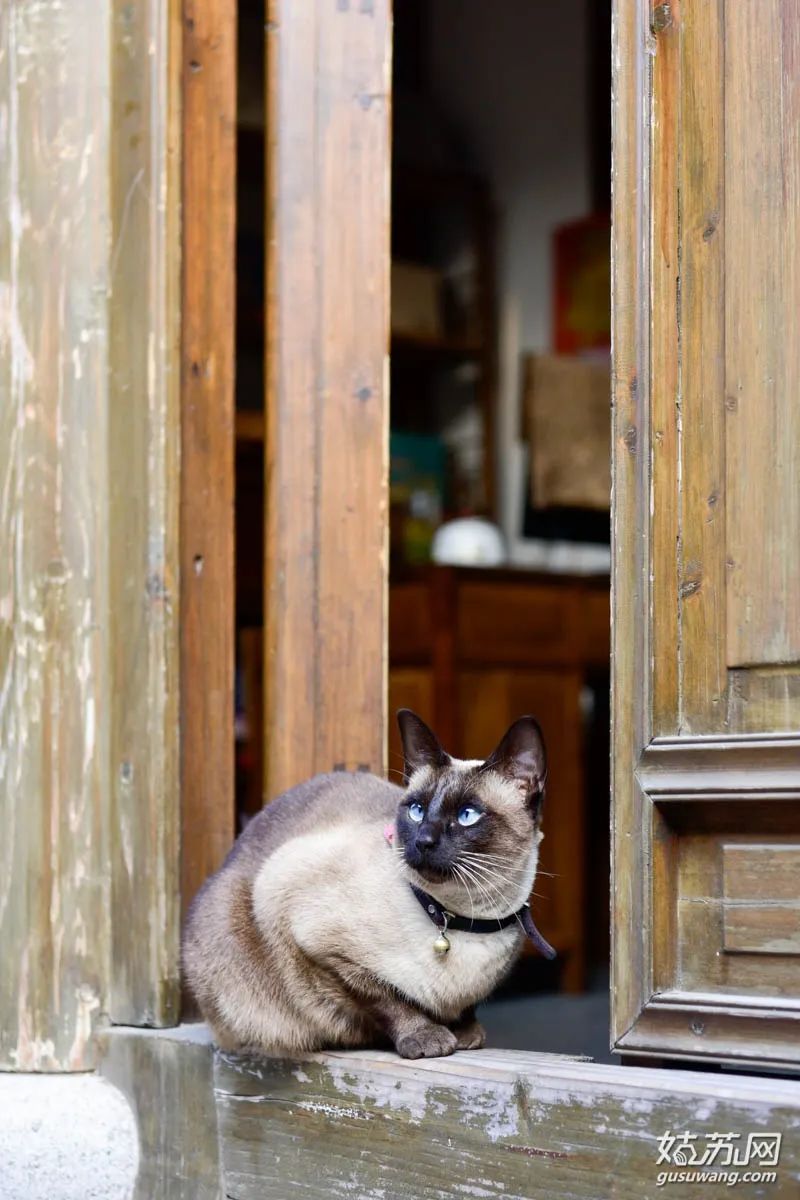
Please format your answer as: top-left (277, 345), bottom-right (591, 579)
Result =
top-left (410, 884), bottom-right (556, 960)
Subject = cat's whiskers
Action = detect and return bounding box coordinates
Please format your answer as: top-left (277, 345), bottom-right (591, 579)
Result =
top-left (460, 855), bottom-right (547, 905)
top-left (456, 851), bottom-right (559, 882)
top-left (455, 858), bottom-right (524, 924)
top-left (456, 857), bottom-right (528, 914)
top-left (450, 863), bottom-right (477, 924)
top-left (458, 863), bottom-right (527, 936)
top-left (468, 867), bottom-right (516, 914)
top-left (454, 861), bottom-right (504, 923)
top-left (459, 855), bottom-right (529, 883)
top-left (460, 864), bottom-right (530, 937)
top-left (458, 848), bottom-right (547, 896)
top-left (458, 854), bottom-right (523, 892)
top-left (458, 854), bottom-right (517, 880)
top-left (458, 849), bottom-right (515, 866)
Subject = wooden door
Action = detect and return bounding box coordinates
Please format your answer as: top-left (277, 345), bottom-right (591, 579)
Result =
top-left (263, 0), bottom-right (391, 797)
top-left (612, 0), bottom-right (800, 1068)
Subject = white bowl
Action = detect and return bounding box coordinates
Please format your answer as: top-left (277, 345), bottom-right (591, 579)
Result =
top-left (431, 518), bottom-right (506, 567)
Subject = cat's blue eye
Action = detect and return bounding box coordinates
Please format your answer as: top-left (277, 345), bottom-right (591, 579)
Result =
top-left (457, 805), bottom-right (483, 827)
top-left (407, 801), bottom-right (425, 824)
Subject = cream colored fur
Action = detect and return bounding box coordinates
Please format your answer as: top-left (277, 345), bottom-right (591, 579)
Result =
top-left (252, 818), bottom-right (535, 1030)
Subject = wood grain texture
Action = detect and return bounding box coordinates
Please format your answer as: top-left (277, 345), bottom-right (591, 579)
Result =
top-left (723, 904), bottom-right (800, 958)
top-left (640, 735), bottom-right (800, 793)
top-left (676, 0), bottom-right (726, 731)
top-left (180, 0), bottom-right (237, 915)
top-left (264, 0), bottom-right (391, 796)
top-left (650, 0), bottom-right (727, 736)
top-left (618, 1000), bottom-right (800, 1070)
top-left (610, 0), bottom-right (652, 1046)
top-left (0, 0), bottom-right (112, 1071)
top-left (723, 844), bottom-right (800, 955)
top-left (614, 0), bottom-right (800, 1066)
top-left (725, 0), bottom-right (800, 668)
top-left (1, 0), bottom-right (184, 1063)
top-left (643, 784), bottom-right (800, 1061)
top-left (647, 0), bottom-right (800, 732)
top-left (108, 0), bottom-right (182, 1026)
top-left (215, 1046), bottom-right (800, 1199)
top-left (650, 798), bottom-right (800, 1006)
top-left (649, 0), bottom-right (680, 734)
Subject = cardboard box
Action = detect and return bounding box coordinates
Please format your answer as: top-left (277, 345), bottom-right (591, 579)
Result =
top-left (522, 354), bottom-right (611, 511)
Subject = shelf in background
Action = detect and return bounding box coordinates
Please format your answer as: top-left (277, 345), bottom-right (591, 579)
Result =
top-left (391, 331), bottom-right (484, 364)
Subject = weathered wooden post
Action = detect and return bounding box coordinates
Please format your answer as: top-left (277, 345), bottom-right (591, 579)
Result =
top-left (0, 0), bottom-right (181, 1070)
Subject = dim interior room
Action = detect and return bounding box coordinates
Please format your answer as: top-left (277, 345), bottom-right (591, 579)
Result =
top-left (233, 0), bottom-right (614, 1061)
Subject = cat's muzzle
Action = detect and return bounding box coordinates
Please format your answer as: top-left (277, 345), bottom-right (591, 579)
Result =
top-left (403, 842), bottom-right (452, 881)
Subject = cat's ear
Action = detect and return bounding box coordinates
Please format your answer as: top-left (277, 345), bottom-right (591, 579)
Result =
top-left (485, 715), bottom-right (547, 815)
top-left (397, 709), bottom-right (448, 780)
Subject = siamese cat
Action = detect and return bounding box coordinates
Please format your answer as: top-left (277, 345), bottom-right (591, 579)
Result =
top-left (182, 709), bottom-right (554, 1060)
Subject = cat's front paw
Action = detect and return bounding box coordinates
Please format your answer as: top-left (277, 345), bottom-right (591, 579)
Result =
top-left (396, 1023), bottom-right (458, 1059)
top-left (454, 1019), bottom-right (486, 1051)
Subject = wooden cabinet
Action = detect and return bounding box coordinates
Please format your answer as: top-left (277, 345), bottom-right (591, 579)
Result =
top-left (387, 668), bottom-right (435, 785)
top-left (389, 566), bottom-right (610, 992)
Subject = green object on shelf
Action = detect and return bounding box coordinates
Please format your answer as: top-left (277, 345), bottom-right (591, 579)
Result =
top-left (390, 432), bottom-right (446, 564)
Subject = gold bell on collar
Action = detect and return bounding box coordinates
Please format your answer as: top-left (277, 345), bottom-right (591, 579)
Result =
top-left (432, 908), bottom-right (452, 955)
top-left (433, 931), bottom-right (451, 955)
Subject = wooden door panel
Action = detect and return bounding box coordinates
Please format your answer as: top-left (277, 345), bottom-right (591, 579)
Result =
top-left (725, 0), bottom-right (800, 669)
top-left (652, 801), bottom-right (800, 1001)
top-left (613, 0), bottom-right (800, 1067)
top-left (649, 0), bottom-right (800, 737)
top-left (722, 844), bottom-right (800, 956)
top-left (263, 0), bottom-right (391, 794)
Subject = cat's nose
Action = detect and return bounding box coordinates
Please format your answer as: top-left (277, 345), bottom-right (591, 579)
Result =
top-left (416, 827), bottom-right (439, 851)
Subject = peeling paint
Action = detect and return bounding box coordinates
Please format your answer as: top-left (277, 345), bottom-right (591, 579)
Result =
top-left (327, 1063), bottom-right (429, 1122)
top-left (216, 1046), bottom-right (800, 1200)
top-left (296, 1100), bottom-right (373, 1121)
top-left (1, 0), bottom-right (180, 1068)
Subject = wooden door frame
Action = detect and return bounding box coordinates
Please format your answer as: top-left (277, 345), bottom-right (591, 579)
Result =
top-left (180, 0), bottom-right (237, 915)
top-left (609, 0), bottom-right (653, 1056)
top-left (262, 0), bottom-right (391, 798)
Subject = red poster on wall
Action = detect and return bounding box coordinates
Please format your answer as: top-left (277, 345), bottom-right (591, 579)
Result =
top-left (553, 214), bottom-right (611, 355)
